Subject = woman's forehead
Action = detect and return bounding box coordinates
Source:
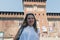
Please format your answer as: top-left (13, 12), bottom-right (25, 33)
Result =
top-left (27, 15), bottom-right (34, 18)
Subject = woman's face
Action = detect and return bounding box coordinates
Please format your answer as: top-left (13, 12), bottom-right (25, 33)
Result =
top-left (27, 15), bottom-right (34, 26)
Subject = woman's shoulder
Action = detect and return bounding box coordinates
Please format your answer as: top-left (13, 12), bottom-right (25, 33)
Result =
top-left (22, 27), bottom-right (29, 34)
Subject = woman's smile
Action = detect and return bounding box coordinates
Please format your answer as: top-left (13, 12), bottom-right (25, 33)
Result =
top-left (27, 15), bottom-right (34, 26)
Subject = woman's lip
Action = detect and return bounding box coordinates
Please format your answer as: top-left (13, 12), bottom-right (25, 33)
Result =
top-left (29, 21), bottom-right (33, 23)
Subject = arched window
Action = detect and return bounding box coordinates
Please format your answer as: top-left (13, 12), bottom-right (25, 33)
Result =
top-left (0, 32), bottom-right (4, 40)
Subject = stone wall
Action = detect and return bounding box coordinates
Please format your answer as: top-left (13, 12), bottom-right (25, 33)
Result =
top-left (0, 20), bottom-right (19, 38)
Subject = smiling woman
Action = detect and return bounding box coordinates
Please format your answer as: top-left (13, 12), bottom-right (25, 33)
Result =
top-left (15, 13), bottom-right (40, 40)
top-left (0, 0), bottom-right (23, 12)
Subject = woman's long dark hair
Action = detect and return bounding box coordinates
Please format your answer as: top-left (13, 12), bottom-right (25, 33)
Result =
top-left (20, 13), bottom-right (38, 32)
top-left (15, 13), bottom-right (38, 40)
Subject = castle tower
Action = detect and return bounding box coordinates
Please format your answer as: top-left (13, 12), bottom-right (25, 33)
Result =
top-left (23, 0), bottom-right (48, 33)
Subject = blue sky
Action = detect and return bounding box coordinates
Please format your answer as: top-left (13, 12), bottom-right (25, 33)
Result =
top-left (46, 0), bottom-right (60, 13)
top-left (0, 0), bottom-right (60, 12)
top-left (0, 0), bottom-right (23, 12)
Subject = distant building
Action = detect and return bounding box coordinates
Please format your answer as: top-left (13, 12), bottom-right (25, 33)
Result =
top-left (0, 0), bottom-right (60, 40)
top-left (0, 12), bottom-right (24, 40)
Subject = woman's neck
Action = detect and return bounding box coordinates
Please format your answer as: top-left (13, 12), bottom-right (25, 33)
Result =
top-left (28, 25), bottom-right (33, 27)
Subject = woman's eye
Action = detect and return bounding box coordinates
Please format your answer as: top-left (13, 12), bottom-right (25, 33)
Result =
top-left (28, 18), bottom-right (30, 19)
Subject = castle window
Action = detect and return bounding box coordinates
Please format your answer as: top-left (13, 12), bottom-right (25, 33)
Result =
top-left (10, 12), bottom-right (13, 15)
top-left (0, 32), bottom-right (4, 40)
top-left (34, 5), bottom-right (37, 11)
top-left (0, 12), bottom-right (1, 15)
top-left (37, 5), bottom-right (45, 11)
top-left (39, 14), bottom-right (40, 15)
top-left (43, 14), bottom-right (44, 16)
top-left (25, 5), bottom-right (33, 11)
top-left (2, 12), bottom-right (4, 15)
top-left (8, 12), bottom-right (10, 15)
top-left (35, 14), bottom-right (36, 15)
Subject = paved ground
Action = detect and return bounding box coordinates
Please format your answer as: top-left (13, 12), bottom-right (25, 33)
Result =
top-left (4, 38), bottom-right (13, 40)
top-left (3, 37), bottom-right (60, 40)
top-left (40, 37), bottom-right (60, 40)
